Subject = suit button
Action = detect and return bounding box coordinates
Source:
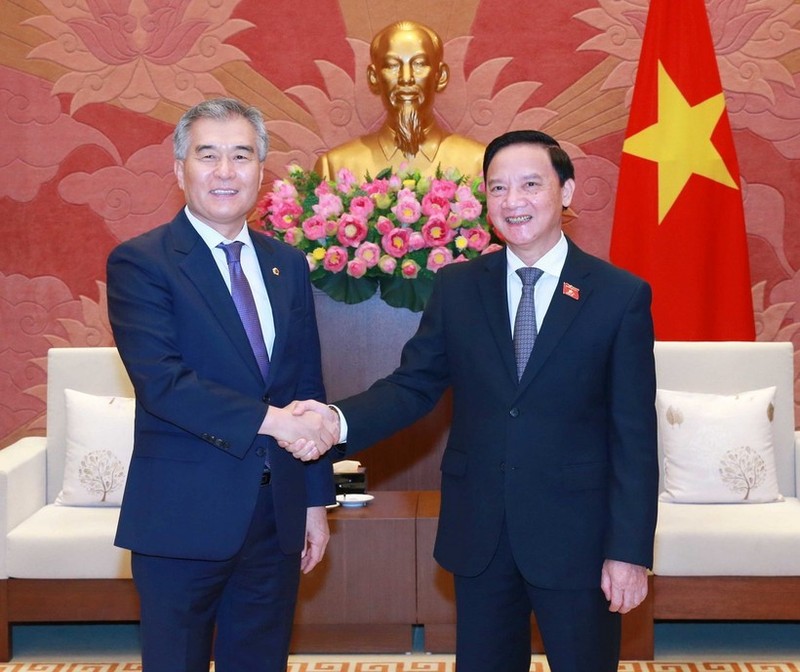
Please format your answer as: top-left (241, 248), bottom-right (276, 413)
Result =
top-left (262, 394), bottom-right (270, 403)
top-left (509, 408), bottom-right (520, 418)
top-left (215, 439), bottom-right (227, 449)
top-left (201, 433), bottom-right (211, 441)
top-left (256, 447), bottom-right (267, 458)
top-left (500, 461), bottom-right (505, 472)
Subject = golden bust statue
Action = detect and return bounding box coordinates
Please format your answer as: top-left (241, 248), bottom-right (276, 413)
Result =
top-left (314, 21), bottom-right (485, 180)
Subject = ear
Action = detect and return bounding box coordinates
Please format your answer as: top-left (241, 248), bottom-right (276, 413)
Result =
top-left (436, 63), bottom-right (450, 92)
top-left (561, 178), bottom-right (576, 208)
top-left (174, 160), bottom-right (185, 191)
top-left (367, 64), bottom-right (379, 93)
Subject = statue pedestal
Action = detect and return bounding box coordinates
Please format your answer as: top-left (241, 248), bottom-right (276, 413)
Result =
top-left (314, 289), bottom-right (450, 491)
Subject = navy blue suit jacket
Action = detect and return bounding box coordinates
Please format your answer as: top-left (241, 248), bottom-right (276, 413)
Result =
top-left (108, 210), bottom-right (334, 561)
top-left (338, 239), bottom-right (658, 589)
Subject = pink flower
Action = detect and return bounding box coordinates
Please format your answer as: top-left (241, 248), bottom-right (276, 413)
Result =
top-left (482, 243), bottom-right (504, 255)
top-left (355, 242), bottom-right (381, 268)
top-left (314, 180), bottom-right (332, 196)
top-left (273, 179), bottom-right (298, 201)
top-left (323, 246), bottom-right (348, 273)
top-left (283, 227), bottom-right (304, 246)
top-left (337, 214), bottom-right (368, 247)
top-left (349, 195), bottom-right (375, 220)
top-left (347, 258), bottom-right (368, 278)
top-left (430, 178), bottom-right (459, 200)
top-left (255, 192), bottom-right (272, 218)
top-left (462, 227), bottom-right (491, 251)
top-left (427, 247), bottom-right (454, 271)
top-left (375, 215), bottom-right (394, 235)
top-left (409, 231), bottom-right (426, 251)
top-left (392, 193), bottom-right (422, 224)
top-left (269, 200), bottom-right (302, 230)
top-left (382, 227), bottom-right (411, 258)
top-left (422, 216), bottom-right (454, 246)
top-left (362, 179), bottom-right (389, 196)
top-left (378, 254), bottom-right (397, 274)
top-left (301, 214), bottom-right (328, 241)
top-left (421, 192), bottom-right (451, 218)
top-left (336, 167), bottom-right (357, 194)
top-left (324, 218), bottom-right (339, 236)
top-left (453, 188), bottom-right (482, 221)
top-left (388, 174), bottom-right (403, 190)
top-left (401, 259), bottom-right (420, 279)
top-left (453, 254), bottom-right (470, 263)
top-left (313, 193), bottom-right (343, 219)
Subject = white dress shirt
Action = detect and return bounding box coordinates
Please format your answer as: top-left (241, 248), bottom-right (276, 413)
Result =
top-left (185, 206), bottom-right (276, 357)
top-left (506, 233), bottom-right (568, 336)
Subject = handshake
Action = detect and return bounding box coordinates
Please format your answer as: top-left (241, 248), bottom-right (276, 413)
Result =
top-left (261, 399), bottom-right (341, 462)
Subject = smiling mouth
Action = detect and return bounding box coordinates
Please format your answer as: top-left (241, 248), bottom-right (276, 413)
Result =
top-left (210, 189), bottom-right (238, 196)
top-left (506, 215), bottom-right (532, 224)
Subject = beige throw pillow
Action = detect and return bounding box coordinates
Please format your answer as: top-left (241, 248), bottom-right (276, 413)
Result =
top-left (657, 386), bottom-right (782, 504)
top-left (55, 389), bottom-right (135, 506)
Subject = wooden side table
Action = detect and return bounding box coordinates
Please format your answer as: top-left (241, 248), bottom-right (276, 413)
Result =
top-left (291, 490), bottom-right (419, 653)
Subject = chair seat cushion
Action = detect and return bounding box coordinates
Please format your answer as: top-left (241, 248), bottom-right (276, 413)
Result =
top-left (653, 497), bottom-right (800, 576)
top-left (6, 505), bottom-right (131, 579)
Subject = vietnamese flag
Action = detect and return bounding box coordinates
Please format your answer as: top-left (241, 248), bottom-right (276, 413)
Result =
top-left (609, 0), bottom-right (755, 341)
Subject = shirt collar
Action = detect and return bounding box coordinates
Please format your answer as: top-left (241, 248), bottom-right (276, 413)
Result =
top-left (184, 206), bottom-right (252, 251)
top-left (505, 232), bottom-right (568, 279)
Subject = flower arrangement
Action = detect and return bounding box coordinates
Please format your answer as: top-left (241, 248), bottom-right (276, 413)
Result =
top-left (256, 165), bottom-right (501, 312)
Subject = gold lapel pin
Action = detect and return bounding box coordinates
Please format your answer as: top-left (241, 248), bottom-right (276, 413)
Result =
top-left (272, 267), bottom-right (280, 276)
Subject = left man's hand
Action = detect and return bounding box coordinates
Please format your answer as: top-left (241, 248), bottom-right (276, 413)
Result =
top-left (301, 506), bottom-right (330, 574)
top-left (600, 559), bottom-right (648, 613)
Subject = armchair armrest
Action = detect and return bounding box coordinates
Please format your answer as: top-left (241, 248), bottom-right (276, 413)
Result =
top-left (795, 431), bottom-right (800, 498)
top-left (0, 437), bottom-right (47, 578)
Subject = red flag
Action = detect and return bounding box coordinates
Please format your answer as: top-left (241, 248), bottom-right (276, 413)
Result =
top-left (609, 0), bottom-right (755, 341)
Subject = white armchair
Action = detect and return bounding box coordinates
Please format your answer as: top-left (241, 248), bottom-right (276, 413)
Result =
top-left (650, 341), bottom-right (800, 647)
top-left (0, 347), bottom-right (138, 661)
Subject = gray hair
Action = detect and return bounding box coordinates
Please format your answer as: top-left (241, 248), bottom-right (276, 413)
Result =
top-left (173, 98), bottom-right (269, 161)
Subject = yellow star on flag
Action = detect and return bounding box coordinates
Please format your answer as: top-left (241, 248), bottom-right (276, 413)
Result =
top-left (622, 60), bottom-right (738, 223)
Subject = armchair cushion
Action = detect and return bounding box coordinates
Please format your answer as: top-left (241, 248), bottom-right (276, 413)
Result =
top-left (657, 386), bottom-right (782, 504)
top-left (6, 505), bottom-right (131, 579)
top-left (55, 389), bottom-right (135, 507)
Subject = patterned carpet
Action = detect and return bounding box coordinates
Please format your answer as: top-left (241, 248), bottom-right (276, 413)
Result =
top-left (0, 662), bottom-right (799, 671)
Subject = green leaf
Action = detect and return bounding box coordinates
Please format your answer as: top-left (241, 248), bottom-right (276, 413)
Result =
top-left (313, 272), bottom-right (378, 305)
top-left (379, 276), bottom-right (434, 312)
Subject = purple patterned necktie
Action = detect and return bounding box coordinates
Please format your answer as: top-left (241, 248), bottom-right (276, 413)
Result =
top-left (513, 267), bottom-right (544, 380)
top-left (218, 241), bottom-right (270, 381)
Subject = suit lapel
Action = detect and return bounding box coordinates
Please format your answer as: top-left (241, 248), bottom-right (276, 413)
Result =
top-left (517, 240), bottom-right (593, 392)
top-left (252, 232), bottom-right (289, 388)
top-left (477, 251), bottom-right (519, 385)
top-left (171, 213), bottom-right (265, 386)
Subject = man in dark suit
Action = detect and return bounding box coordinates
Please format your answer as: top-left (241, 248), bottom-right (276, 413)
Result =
top-left (292, 130), bottom-right (658, 672)
top-left (107, 98), bottom-right (336, 672)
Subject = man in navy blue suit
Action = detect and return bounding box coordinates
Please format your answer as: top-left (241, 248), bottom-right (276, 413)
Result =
top-left (107, 98), bottom-right (336, 672)
top-left (292, 130), bottom-right (659, 672)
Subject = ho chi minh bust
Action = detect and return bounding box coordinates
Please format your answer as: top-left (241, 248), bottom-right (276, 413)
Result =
top-left (314, 20), bottom-right (485, 181)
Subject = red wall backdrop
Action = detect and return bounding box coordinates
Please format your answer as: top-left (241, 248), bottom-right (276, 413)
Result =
top-left (1, 0), bottom-right (799, 446)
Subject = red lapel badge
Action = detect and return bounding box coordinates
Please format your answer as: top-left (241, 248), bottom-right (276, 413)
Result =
top-left (562, 282), bottom-right (580, 300)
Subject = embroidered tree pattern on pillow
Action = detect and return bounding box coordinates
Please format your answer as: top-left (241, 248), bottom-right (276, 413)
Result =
top-left (719, 446), bottom-right (767, 501)
top-left (79, 449), bottom-right (126, 503)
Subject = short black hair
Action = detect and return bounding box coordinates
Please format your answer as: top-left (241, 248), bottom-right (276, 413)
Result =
top-left (483, 130), bottom-right (574, 186)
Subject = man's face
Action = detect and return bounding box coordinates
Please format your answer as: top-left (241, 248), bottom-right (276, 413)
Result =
top-left (370, 27), bottom-right (444, 122)
top-left (485, 143), bottom-right (575, 266)
top-left (174, 116), bottom-right (264, 237)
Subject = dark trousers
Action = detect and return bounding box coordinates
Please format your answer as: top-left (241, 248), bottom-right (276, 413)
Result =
top-left (131, 484), bottom-right (301, 672)
top-left (454, 522), bottom-right (620, 672)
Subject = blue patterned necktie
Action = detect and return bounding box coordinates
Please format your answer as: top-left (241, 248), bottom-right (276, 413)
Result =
top-left (217, 241), bottom-right (270, 382)
top-left (514, 267), bottom-right (544, 380)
